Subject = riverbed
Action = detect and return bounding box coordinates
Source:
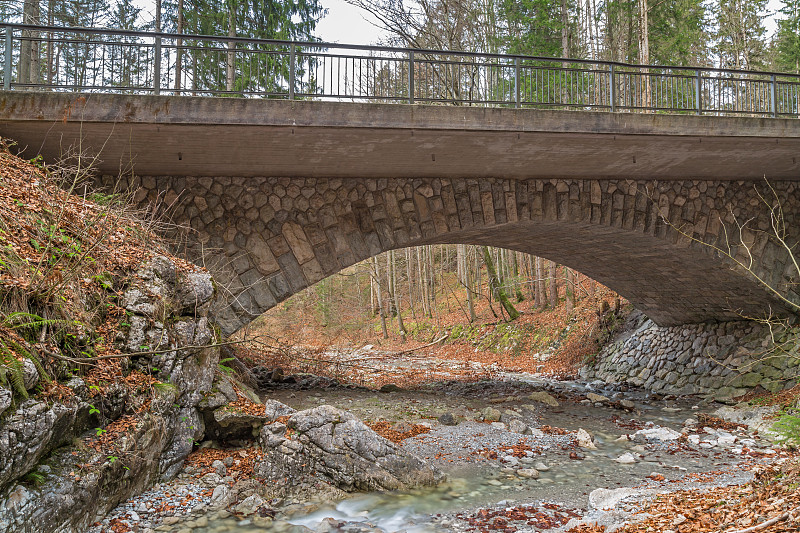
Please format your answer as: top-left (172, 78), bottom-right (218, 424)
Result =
top-left (92, 372), bottom-right (784, 533)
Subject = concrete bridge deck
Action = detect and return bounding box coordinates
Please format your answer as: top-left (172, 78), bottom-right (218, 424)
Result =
top-left (1, 92), bottom-right (799, 180)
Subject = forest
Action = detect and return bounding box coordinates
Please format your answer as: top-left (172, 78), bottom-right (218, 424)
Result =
top-left (2, 0), bottom-right (799, 81)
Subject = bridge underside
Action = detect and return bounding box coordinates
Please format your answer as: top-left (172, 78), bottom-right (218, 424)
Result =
top-left (97, 174), bottom-right (799, 335)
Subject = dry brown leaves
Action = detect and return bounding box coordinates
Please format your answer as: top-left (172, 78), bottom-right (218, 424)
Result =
top-left (697, 413), bottom-right (747, 431)
top-left (224, 395), bottom-right (267, 417)
top-left (366, 421), bottom-right (431, 444)
top-left (183, 447), bottom-right (263, 479)
top-left (570, 460), bottom-right (800, 533)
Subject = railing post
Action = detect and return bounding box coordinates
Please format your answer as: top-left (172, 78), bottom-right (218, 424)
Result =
top-left (289, 44), bottom-right (296, 100)
top-left (770, 74), bottom-right (777, 118)
top-left (609, 63), bottom-right (616, 112)
top-left (4, 27), bottom-right (12, 90)
top-left (695, 69), bottom-right (702, 115)
top-left (408, 50), bottom-right (414, 104)
top-left (153, 35), bottom-right (161, 95)
top-left (514, 57), bottom-right (520, 108)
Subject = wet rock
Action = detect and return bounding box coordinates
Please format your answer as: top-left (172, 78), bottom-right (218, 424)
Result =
top-left (517, 468), bottom-right (540, 479)
top-left (534, 462), bottom-right (550, 472)
top-left (576, 428), bottom-right (597, 449)
top-left (256, 405), bottom-right (443, 492)
top-left (379, 384), bottom-right (402, 393)
top-left (586, 392), bottom-right (610, 404)
top-left (633, 426), bottom-right (682, 442)
top-left (235, 494), bottom-right (267, 516)
top-left (528, 392), bottom-right (559, 407)
top-left (615, 453), bottom-right (637, 464)
top-left (619, 399), bottom-right (635, 409)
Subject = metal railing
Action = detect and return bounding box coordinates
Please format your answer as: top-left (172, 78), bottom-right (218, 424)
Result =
top-left (2, 23), bottom-right (799, 118)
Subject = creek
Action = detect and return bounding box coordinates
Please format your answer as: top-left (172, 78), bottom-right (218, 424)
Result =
top-left (185, 375), bottom-right (766, 532)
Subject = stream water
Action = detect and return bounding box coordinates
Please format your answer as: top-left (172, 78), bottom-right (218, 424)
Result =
top-left (186, 376), bottom-right (761, 533)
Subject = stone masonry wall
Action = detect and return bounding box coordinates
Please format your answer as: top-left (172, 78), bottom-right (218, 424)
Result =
top-left (95, 175), bottom-right (800, 335)
top-left (581, 316), bottom-right (800, 398)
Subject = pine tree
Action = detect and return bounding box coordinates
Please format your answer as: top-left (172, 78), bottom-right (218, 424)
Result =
top-left (773, 0), bottom-right (800, 73)
top-left (715, 0), bottom-right (768, 70)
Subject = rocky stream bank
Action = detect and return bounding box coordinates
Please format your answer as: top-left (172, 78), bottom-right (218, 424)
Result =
top-left (90, 370), bottom-right (795, 533)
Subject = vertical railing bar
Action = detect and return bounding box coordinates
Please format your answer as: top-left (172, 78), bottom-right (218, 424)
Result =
top-left (289, 43), bottom-right (295, 100)
top-left (514, 57), bottom-right (520, 108)
top-left (770, 74), bottom-right (777, 118)
top-left (408, 50), bottom-right (414, 104)
top-left (4, 26), bottom-right (12, 90)
top-left (609, 63), bottom-right (616, 112)
top-left (695, 69), bottom-right (701, 115)
top-left (153, 35), bottom-right (161, 95)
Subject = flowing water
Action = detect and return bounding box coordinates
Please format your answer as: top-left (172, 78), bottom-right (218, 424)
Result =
top-left (189, 378), bottom-right (759, 532)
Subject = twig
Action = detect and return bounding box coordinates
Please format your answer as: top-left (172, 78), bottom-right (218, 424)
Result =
top-left (723, 505), bottom-right (799, 533)
top-left (390, 334), bottom-right (448, 356)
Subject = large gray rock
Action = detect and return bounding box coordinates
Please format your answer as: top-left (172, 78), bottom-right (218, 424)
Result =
top-left (0, 387), bottom-right (11, 417)
top-left (176, 272), bottom-right (215, 313)
top-left (256, 405), bottom-right (443, 492)
top-left (0, 254), bottom-right (222, 533)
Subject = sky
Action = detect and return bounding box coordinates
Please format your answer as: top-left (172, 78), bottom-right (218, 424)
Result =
top-left (131, 0), bottom-right (786, 46)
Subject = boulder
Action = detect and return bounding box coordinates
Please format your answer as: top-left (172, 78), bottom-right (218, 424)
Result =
top-left (576, 428), bottom-right (597, 449)
top-left (586, 392), bottom-right (610, 404)
top-left (508, 419), bottom-right (530, 434)
top-left (481, 407), bottom-right (502, 422)
top-left (176, 272), bottom-right (215, 313)
top-left (633, 426), bottom-right (682, 442)
top-left (256, 405), bottom-right (443, 492)
top-left (438, 413), bottom-right (458, 426)
top-left (208, 406), bottom-right (267, 441)
top-left (528, 391), bottom-right (559, 407)
top-left (589, 488), bottom-right (656, 511)
top-left (264, 399), bottom-right (296, 421)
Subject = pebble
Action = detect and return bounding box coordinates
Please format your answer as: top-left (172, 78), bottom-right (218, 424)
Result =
top-left (616, 453), bottom-right (637, 464)
top-left (517, 468), bottom-right (540, 479)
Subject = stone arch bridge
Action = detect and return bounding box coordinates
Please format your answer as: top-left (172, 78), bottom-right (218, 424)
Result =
top-left (1, 93), bottom-right (799, 334)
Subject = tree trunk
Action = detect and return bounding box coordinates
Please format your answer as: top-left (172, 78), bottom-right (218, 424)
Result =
top-left (548, 261), bottom-right (558, 308)
top-left (389, 250), bottom-right (406, 342)
top-left (175, 0), bottom-right (184, 94)
top-left (465, 247), bottom-right (476, 322)
top-left (638, 0), bottom-right (651, 108)
top-left (226, 6), bottom-right (236, 92)
top-left (482, 246), bottom-right (519, 320)
top-left (19, 0), bottom-right (41, 85)
top-left (536, 256), bottom-right (545, 309)
top-left (565, 267), bottom-right (575, 313)
top-left (371, 257), bottom-right (388, 339)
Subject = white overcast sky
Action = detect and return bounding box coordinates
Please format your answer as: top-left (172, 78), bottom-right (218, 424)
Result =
top-left (131, 0), bottom-right (785, 46)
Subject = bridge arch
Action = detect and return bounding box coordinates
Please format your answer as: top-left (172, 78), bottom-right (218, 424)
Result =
top-left (102, 174), bottom-right (800, 335)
